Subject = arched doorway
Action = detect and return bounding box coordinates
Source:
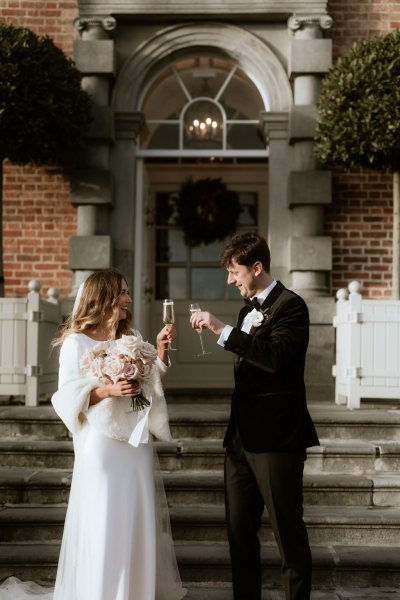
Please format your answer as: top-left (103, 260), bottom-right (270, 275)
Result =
top-left (112, 24), bottom-right (292, 388)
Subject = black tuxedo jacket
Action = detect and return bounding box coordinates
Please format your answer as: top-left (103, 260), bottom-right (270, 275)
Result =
top-left (223, 281), bottom-right (319, 453)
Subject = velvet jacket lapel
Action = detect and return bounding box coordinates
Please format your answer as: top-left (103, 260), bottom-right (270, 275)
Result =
top-left (249, 281), bottom-right (284, 335)
top-left (234, 281), bottom-right (285, 371)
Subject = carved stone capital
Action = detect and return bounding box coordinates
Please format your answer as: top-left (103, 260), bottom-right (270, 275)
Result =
top-left (259, 112), bottom-right (289, 145)
top-left (115, 112), bottom-right (145, 141)
top-left (74, 15), bottom-right (116, 34)
top-left (288, 14), bottom-right (333, 34)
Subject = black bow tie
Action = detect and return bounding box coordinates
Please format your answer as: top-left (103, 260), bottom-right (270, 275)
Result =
top-left (244, 297), bottom-right (260, 310)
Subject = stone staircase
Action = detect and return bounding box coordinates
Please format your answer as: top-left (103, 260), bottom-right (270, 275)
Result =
top-left (0, 397), bottom-right (400, 598)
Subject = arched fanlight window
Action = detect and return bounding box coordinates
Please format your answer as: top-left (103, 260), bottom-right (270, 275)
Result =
top-left (139, 55), bottom-right (266, 152)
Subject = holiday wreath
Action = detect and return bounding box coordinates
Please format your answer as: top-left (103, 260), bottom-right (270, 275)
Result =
top-left (176, 177), bottom-right (241, 247)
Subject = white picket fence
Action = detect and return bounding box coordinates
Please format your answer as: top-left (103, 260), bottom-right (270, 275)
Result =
top-left (0, 280), bottom-right (61, 406)
top-left (333, 280), bottom-right (400, 409)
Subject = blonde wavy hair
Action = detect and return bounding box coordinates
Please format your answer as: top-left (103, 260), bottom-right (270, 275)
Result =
top-left (53, 268), bottom-right (132, 348)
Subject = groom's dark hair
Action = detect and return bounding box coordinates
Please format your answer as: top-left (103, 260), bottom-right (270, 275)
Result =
top-left (221, 232), bottom-right (271, 273)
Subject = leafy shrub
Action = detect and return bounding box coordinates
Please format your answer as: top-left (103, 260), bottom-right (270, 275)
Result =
top-left (315, 29), bottom-right (400, 172)
top-left (0, 22), bottom-right (92, 165)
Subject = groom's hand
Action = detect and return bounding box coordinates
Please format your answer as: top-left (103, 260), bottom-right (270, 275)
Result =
top-left (190, 311), bottom-right (226, 336)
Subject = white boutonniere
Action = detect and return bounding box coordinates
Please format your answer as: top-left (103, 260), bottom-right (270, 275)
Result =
top-left (251, 310), bottom-right (264, 328)
top-left (251, 307), bottom-right (271, 329)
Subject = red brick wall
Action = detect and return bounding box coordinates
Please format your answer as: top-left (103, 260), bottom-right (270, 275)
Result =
top-left (329, 0), bottom-right (400, 59)
top-left (2, 164), bottom-right (76, 297)
top-left (328, 0), bottom-right (399, 298)
top-left (0, 1), bottom-right (78, 298)
top-left (326, 168), bottom-right (393, 298)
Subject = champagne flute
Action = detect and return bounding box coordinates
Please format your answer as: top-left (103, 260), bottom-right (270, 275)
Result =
top-left (189, 303), bottom-right (212, 357)
top-left (163, 299), bottom-right (177, 350)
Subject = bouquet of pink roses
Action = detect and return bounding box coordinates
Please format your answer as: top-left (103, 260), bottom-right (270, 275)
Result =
top-left (80, 334), bottom-right (158, 411)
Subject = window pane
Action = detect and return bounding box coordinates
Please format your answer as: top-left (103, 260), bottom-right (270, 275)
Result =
top-left (226, 123), bottom-right (265, 150)
top-left (191, 268), bottom-right (226, 299)
top-left (156, 267), bottom-right (186, 299)
top-left (155, 193), bottom-right (178, 225)
top-left (156, 230), bottom-right (186, 262)
top-left (226, 282), bottom-right (243, 300)
top-left (237, 192), bottom-right (258, 226)
top-left (141, 123), bottom-right (180, 149)
top-left (191, 240), bottom-right (223, 262)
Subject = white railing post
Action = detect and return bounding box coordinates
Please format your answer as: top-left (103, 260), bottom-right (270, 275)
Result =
top-left (333, 287), bottom-right (348, 405)
top-left (346, 281), bottom-right (363, 409)
top-left (333, 281), bottom-right (363, 409)
top-left (25, 280), bottom-right (42, 407)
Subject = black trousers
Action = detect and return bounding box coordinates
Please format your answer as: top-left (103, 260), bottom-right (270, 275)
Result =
top-left (224, 430), bottom-right (312, 600)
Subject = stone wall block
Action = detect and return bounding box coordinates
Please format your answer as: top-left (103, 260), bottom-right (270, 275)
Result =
top-left (290, 236), bottom-right (332, 271)
top-left (70, 168), bottom-right (113, 206)
top-left (74, 39), bottom-right (115, 75)
top-left (69, 236), bottom-right (112, 269)
top-left (86, 105), bottom-right (115, 141)
top-left (289, 39), bottom-right (332, 76)
top-left (289, 105), bottom-right (316, 142)
top-left (288, 170), bottom-right (332, 206)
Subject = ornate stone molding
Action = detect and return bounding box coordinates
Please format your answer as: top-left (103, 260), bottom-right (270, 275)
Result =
top-left (77, 1), bottom-right (328, 17)
top-left (74, 15), bottom-right (116, 33)
top-left (115, 112), bottom-right (145, 140)
top-left (288, 14), bottom-right (333, 33)
top-left (114, 23), bottom-right (293, 113)
top-left (259, 112), bottom-right (289, 145)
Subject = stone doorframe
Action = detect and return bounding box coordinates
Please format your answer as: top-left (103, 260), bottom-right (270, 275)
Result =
top-left (69, 15), bottom-right (334, 307)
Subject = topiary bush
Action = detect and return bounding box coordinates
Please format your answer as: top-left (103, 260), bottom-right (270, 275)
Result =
top-left (314, 28), bottom-right (400, 171)
top-left (0, 22), bottom-right (92, 165)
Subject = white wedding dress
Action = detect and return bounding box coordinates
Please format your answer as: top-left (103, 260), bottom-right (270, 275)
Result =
top-left (0, 332), bottom-right (186, 600)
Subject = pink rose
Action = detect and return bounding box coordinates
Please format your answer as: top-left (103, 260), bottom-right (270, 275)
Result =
top-left (102, 354), bottom-right (125, 383)
top-left (123, 362), bottom-right (139, 380)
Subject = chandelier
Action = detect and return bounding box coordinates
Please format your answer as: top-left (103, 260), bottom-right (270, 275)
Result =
top-left (184, 99), bottom-right (223, 145)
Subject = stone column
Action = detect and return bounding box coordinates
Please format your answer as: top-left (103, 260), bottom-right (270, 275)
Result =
top-left (287, 14), bottom-right (333, 297)
top-left (64, 16), bottom-right (116, 313)
top-left (112, 112), bottom-right (145, 290)
top-left (259, 112), bottom-right (292, 286)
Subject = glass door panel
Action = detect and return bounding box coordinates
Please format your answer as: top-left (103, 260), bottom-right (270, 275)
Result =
top-left (154, 190), bottom-right (258, 300)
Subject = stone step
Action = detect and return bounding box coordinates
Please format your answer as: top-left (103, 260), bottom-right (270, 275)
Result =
top-left (169, 403), bottom-right (400, 442)
top-left (0, 542), bottom-right (398, 588)
top-left (169, 504), bottom-right (400, 545)
top-left (1, 468), bottom-right (399, 507)
top-left (2, 403), bottom-right (400, 443)
top-left (177, 542), bottom-right (400, 587)
top-left (162, 470), bottom-right (400, 507)
top-left (0, 505), bottom-right (66, 542)
top-left (2, 437), bottom-right (400, 475)
top-left (2, 504), bottom-right (400, 547)
top-left (159, 439), bottom-right (400, 474)
top-left (0, 439), bottom-right (74, 469)
top-left (0, 580), bottom-right (396, 600)
top-left (0, 407), bottom-right (68, 440)
top-left (184, 587), bottom-right (400, 600)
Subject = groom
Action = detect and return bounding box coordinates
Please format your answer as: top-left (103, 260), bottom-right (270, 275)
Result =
top-left (190, 232), bottom-right (319, 600)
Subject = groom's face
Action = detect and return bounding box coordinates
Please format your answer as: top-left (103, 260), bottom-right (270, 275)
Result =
top-left (226, 259), bottom-right (258, 299)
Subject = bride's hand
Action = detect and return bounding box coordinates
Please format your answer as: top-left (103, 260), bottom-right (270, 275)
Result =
top-left (107, 380), bottom-right (141, 398)
top-left (157, 325), bottom-right (176, 349)
top-left (90, 380), bottom-right (141, 405)
top-left (156, 325), bottom-right (175, 365)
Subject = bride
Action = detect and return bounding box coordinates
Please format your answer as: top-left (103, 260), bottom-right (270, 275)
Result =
top-left (0, 268), bottom-right (187, 600)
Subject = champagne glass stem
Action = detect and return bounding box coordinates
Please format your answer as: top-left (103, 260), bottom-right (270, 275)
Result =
top-left (198, 332), bottom-right (207, 355)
